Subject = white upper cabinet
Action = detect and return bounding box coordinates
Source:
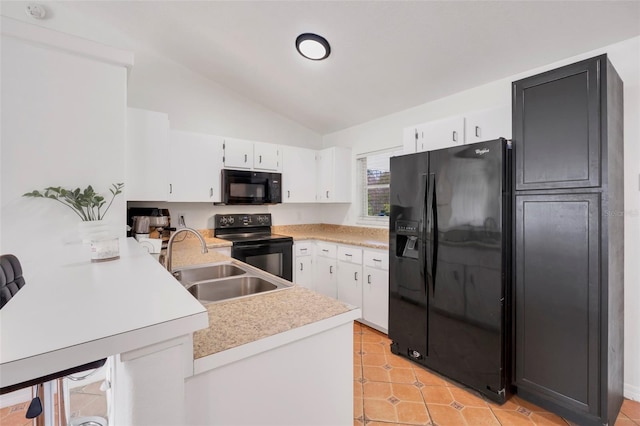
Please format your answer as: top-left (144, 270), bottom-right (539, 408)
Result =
top-left (125, 108), bottom-right (170, 201)
top-left (464, 105), bottom-right (511, 144)
top-left (404, 105), bottom-right (512, 154)
top-left (403, 126), bottom-right (418, 154)
top-left (224, 138), bottom-right (281, 171)
top-left (417, 116), bottom-right (465, 152)
top-left (282, 146), bottom-right (317, 203)
top-left (316, 147), bottom-right (351, 203)
top-left (168, 130), bottom-right (223, 202)
top-left (253, 142), bottom-right (281, 171)
top-left (223, 138), bottom-right (253, 170)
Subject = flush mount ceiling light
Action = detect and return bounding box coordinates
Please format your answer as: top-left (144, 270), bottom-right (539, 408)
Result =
top-left (295, 33), bottom-right (331, 61)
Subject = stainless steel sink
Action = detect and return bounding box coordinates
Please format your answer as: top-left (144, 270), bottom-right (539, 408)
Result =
top-left (172, 263), bottom-right (246, 283)
top-left (171, 261), bottom-right (293, 304)
top-left (186, 276), bottom-right (280, 302)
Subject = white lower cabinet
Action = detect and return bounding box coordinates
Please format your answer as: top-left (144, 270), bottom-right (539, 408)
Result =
top-left (294, 242), bottom-right (314, 291)
top-left (337, 261), bottom-right (362, 308)
top-left (336, 246), bottom-right (363, 308)
top-left (362, 250), bottom-right (389, 332)
top-left (315, 242), bottom-right (337, 298)
top-left (294, 241), bottom-right (389, 333)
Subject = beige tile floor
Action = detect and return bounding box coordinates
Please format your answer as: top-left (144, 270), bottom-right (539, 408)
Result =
top-left (0, 380), bottom-right (106, 426)
top-left (354, 321), bottom-right (640, 426)
top-left (2, 325), bottom-right (639, 425)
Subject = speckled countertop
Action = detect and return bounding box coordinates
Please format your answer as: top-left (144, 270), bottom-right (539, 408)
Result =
top-left (192, 286), bottom-right (351, 359)
top-left (166, 238), bottom-right (354, 360)
top-left (273, 224), bottom-right (389, 250)
top-left (176, 223), bottom-right (389, 250)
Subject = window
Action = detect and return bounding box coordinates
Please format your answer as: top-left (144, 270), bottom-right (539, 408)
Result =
top-left (357, 147), bottom-right (403, 222)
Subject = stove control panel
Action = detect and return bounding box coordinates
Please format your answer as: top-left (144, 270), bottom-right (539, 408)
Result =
top-left (214, 213), bottom-right (272, 229)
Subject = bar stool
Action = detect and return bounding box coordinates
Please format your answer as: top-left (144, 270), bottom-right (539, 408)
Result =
top-left (1, 254), bottom-right (106, 425)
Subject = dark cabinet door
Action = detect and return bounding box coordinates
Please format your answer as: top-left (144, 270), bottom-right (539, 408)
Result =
top-left (514, 193), bottom-right (600, 416)
top-left (513, 56), bottom-right (602, 191)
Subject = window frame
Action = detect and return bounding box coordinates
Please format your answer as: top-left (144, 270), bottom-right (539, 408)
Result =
top-left (356, 146), bottom-right (403, 226)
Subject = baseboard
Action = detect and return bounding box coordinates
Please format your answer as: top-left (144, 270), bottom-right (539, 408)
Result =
top-left (624, 382), bottom-right (640, 402)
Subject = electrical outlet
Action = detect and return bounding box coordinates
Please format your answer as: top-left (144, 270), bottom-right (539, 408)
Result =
top-left (174, 212), bottom-right (187, 228)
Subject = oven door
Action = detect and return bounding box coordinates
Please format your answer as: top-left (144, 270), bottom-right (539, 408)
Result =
top-left (231, 240), bottom-right (292, 281)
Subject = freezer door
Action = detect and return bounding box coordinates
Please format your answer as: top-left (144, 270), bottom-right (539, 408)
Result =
top-left (388, 151), bottom-right (429, 361)
top-left (425, 139), bottom-right (508, 401)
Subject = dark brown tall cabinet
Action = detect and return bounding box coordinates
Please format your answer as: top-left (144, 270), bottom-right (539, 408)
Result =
top-left (512, 55), bottom-right (624, 426)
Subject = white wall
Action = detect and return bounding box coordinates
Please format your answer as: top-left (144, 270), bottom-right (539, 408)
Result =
top-left (0, 19), bottom-right (129, 270)
top-left (128, 201), bottom-right (325, 229)
top-left (0, 3), bottom-right (324, 231)
top-left (322, 36), bottom-right (640, 400)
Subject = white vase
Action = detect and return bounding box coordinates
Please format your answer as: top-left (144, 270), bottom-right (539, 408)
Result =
top-left (78, 220), bottom-right (110, 244)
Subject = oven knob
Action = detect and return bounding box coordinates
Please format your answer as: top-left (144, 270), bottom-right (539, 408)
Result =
top-left (229, 217), bottom-right (235, 224)
top-left (221, 217), bottom-right (228, 225)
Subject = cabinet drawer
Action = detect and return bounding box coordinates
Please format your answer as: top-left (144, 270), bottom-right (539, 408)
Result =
top-left (294, 242), bottom-right (314, 257)
top-left (316, 242), bottom-right (337, 258)
top-left (363, 251), bottom-right (389, 270)
top-left (337, 246), bottom-right (362, 264)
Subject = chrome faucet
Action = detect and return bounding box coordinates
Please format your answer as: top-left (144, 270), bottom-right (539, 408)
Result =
top-left (166, 227), bottom-right (208, 272)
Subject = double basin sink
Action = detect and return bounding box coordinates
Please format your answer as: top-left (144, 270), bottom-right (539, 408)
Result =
top-left (172, 261), bottom-right (293, 304)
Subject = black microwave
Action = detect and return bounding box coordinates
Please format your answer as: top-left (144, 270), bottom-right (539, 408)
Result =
top-left (221, 169), bottom-right (282, 205)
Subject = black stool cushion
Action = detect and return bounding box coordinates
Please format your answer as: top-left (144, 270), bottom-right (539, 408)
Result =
top-left (1, 254), bottom-right (26, 309)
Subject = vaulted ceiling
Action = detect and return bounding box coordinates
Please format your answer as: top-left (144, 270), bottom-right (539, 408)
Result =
top-left (3, 1), bottom-right (639, 134)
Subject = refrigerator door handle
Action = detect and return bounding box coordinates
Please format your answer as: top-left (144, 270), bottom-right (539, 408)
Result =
top-left (419, 173), bottom-right (428, 289)
top-left (426, 173), bottom-right (437, 294)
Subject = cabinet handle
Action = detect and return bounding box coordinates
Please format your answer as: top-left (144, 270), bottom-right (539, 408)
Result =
top-left (300, 248), bottom-right (307, 252)
top-left (287, 190), bottom-right (290, 198)
top-left (354, 272), bottom-right (358, 281)
top-left (244, 154), bottom-right (247, 163)
top-left (169, 184), bottom-right (173, 194)
top-left (209, 187), bottom-right (213, 197)
top-left (345, 253), bottom-right (352, 257)
top-left (300, 262), bottom-right (304, 271)
top-left (259, 155), bottom-right (262, 163)
top-left (322, 249), bottom-right (329, 253)
top-left (326, 190), bottom-right (329, 199)
top-left (368, 274), bottom-right (372, 284)
top-left (329, 265), bottom-right (333, 274)
top-left (373, 258), bottom-right (382, 262)
top-left (475, 126), bottom-right (480, 138)
top-left (452, 131), bottom-right (458, 142)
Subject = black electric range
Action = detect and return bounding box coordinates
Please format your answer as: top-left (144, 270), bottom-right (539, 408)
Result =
top-left (213, 214), bottom-right (293, 281)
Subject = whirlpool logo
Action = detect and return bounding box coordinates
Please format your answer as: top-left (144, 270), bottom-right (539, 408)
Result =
top-left (475, 148), bottom-right (490, 155)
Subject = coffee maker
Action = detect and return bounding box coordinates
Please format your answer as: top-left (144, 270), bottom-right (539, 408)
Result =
top-left (127, 207), bottom-right (173, 253)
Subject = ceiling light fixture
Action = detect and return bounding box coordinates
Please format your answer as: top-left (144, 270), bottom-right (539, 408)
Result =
top-left (295, 33), bottom-right (331, 61)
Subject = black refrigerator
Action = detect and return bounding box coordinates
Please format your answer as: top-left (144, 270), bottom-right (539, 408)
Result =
top-left (388, 138), bottom-right (511, 403)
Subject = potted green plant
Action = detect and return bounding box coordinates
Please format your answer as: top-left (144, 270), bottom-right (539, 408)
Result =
top-left (24, 184), bottom-right (124, 256)
top-left (23, 183), bottom-right (124, 221)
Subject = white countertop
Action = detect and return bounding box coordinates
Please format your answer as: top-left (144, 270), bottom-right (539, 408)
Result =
top-left (0, 238), bottom-right (209, 389)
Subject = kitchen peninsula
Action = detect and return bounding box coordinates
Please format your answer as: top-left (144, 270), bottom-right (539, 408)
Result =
top-left (1, 234), bottom-right (362, 425)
